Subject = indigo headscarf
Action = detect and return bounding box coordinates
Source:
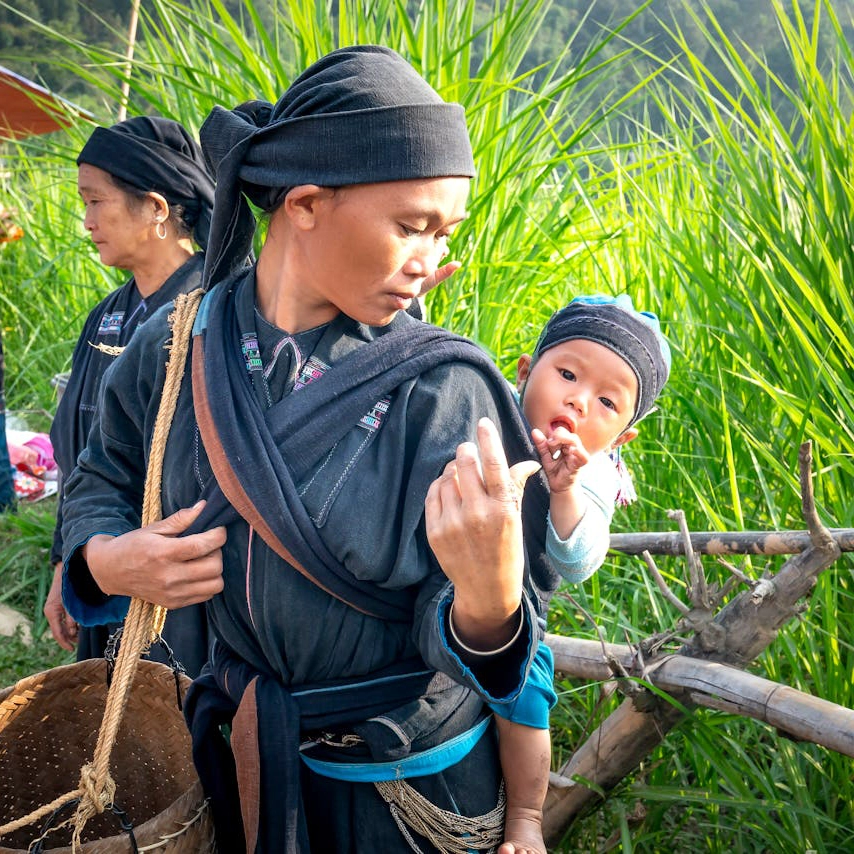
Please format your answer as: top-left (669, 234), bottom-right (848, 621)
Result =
top-left (199, 44), bottom-right (476, 289)
top-left (530, 294), bottom-right (671, 426)
top-left (77, 116), bottom-right (215, 250)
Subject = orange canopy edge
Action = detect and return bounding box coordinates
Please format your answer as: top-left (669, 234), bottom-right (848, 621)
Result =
top-left (0, 64), bottom-right (93, 139)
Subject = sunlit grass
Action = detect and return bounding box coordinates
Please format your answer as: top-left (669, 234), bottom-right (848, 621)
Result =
top-left (1, 0), bottom-right (853, 849)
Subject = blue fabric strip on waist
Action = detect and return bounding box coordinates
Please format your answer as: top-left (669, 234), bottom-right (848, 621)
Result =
top-left (299, 714), bottom-right (491, 782)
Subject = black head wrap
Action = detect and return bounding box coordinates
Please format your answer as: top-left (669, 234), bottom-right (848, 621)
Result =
top-left (77, 116), bottom-right (215, 250)
top-left (199, 44), bottom-right (476, 289)
top-left (530, 294), bottom-right (672, 427)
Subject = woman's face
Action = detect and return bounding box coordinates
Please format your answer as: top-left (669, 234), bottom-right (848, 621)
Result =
top-left (77, 163), bottom-right (156, 270)
top-left (295, 176), bottom-right (469, 329)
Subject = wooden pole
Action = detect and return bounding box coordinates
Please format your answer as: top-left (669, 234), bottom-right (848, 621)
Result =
top-left (609, 528), bottom-right (854, 555)
top-left (117, 0), bottom-right (141, 122)
top-left (546, 634), bottom-right (854, 757)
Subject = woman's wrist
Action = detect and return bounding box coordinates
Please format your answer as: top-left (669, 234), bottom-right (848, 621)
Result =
top-left (81, 534), bottom-right (115, 593)
top-left (448, 599), bottom-right (524, 654)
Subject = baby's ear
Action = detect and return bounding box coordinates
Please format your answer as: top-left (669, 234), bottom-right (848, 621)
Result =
top-left (516, 354), bottom-right (532, 393)
top-left (612, 426), bottom-right (639, 449)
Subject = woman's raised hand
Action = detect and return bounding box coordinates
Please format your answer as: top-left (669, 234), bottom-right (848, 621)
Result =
top-left (83, 500), bottom-right (226, 609)
top-left (418, 260), bottom-right (461, 296)
top-left (425, 418), bottom-right (540, 651)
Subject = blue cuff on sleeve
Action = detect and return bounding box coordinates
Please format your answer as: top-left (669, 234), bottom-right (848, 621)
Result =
top-left (489, 641), bottom-right (557, 728)
top-left (62, 533), bottom-right (131, 626)
top-left (437, 584), bottom-right (535, 705)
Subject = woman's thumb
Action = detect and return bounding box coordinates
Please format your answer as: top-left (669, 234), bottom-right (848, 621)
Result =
top-left (151, 500), bottom-right (207, 535)
top-left (509, 460), bottom-right (542, 493)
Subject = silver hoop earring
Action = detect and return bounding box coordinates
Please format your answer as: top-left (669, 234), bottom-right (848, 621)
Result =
top-left (155, 221), bottom-right (167, 240)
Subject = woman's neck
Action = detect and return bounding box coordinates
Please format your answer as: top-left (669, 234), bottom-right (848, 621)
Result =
top-left (255, 232), bottom-right (338, 334)
top-left (132, 239), bottom-right (195, 297)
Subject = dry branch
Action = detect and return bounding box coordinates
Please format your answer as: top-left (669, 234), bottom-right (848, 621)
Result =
top-left (609, 528), bottom-right (854, 555)
top-left (546, 634), bottom-right (854, 756)
top-left (542, 442), bottom-right (845, 844)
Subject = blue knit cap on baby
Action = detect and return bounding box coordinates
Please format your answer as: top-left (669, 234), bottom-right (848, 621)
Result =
top-left (532, 293), bottom-right (671, 426)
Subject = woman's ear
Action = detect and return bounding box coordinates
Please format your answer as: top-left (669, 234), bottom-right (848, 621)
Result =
top-left (283, 185), bottom-right (333, 230)
top-left (148, 191), bottom-right (170, 224)
top-left (612, 426), bottom-right (639, 449)
top-left (516, 354), bottom-right (532, 394)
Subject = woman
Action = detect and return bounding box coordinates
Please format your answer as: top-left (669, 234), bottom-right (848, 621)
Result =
top-left (59, 46), bottom-right (557, 852)
top-left (45, 116), bottom-right (215, 676)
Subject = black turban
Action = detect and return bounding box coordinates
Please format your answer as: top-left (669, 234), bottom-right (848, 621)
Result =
top-left (199, 44), bottom-right (476, 289)
top-left (77, 116), bottom-right (215, 250)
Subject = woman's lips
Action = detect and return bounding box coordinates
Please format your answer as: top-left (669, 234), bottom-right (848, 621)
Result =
top-left (389, 292), bottom-right (415, 310)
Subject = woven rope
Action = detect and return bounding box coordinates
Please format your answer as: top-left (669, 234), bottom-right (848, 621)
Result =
top-left (0, 290), bottom-right (204, 850)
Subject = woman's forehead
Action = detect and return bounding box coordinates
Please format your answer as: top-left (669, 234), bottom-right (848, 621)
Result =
top-left (337, 176), bottom-right (469, 212)
top-left (77, 162), bottom-right (119, 193)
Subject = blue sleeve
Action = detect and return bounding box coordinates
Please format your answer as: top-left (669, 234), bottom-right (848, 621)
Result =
top-left (546, 453), bottom-right (617, 583)
top-left (62, 533), bottom-right (131, 626)
top-left (488, 641), bottom-right (556, 728)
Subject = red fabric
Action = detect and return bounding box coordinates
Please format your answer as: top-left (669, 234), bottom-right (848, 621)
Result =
top-left (232, 676), bottom-right (262, 853)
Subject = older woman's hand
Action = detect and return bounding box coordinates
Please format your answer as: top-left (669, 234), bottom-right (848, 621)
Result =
top-left (425, 417), bottom-right (540, 651)
top-left (44, 562), bottom-right (78, 651)
top-left (83, 501), bottom-right (226, 609)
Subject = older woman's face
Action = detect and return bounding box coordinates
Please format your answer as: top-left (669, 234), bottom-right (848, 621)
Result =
top-left (298, 176), bottom-right (469, 328)
top-left (77, 163), bottom-right (155, 271)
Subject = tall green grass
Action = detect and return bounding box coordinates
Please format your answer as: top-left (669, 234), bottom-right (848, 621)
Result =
top-left (1, 0), bottom-right (853, 849)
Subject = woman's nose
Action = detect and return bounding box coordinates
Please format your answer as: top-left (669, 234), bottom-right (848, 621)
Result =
top-left (404, 240), bottom-right (444, 276)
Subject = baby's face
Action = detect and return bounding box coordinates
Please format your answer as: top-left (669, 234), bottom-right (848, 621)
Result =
top-left (517, 338), bottom-right (638, 455)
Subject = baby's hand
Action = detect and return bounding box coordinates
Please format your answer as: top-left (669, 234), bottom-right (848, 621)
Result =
top-left (531, 426), bottom-right (590, 493)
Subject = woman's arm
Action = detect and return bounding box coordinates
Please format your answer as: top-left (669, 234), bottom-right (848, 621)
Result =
top-left (60, 314), bottom-right (225, 623)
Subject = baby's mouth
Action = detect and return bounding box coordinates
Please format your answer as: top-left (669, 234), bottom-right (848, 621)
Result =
top-left (550, 416), bottom-right (577, 435)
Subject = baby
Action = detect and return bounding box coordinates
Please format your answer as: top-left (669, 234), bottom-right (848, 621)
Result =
top-left (495, 293), bottom-right (671, 854)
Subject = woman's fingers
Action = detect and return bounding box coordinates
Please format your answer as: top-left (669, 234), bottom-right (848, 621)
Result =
top-left (455, 418), bottom-right (540, 508)
top-left (84, 502), bottom-right (227, 608)
top-left (418, 260), bottom-right (461, 296)
top-left (473, 418), bottom-right (514, 500)
top-left (509, 459), bottom-right (542, 495)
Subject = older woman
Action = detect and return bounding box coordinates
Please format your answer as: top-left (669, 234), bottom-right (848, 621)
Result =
top-left (45, 116), bottom-right (215, 675)
top-left (59, 46), bottom-right (557, 852)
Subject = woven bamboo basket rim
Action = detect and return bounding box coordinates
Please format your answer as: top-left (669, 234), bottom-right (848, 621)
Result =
top-left (0, 658), bottom-right (213, 852)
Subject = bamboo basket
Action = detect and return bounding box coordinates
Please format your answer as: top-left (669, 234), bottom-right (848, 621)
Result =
top-left (0, 658), bottom-right (214, 852)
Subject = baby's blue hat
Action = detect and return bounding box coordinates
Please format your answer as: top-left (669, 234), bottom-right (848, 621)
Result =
top-left (532, 293), bottom-right (671, 425)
